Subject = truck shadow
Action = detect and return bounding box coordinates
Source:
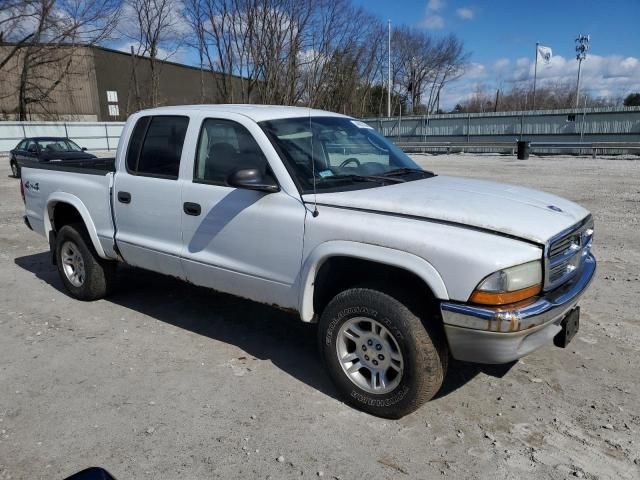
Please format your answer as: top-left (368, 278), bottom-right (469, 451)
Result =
top-left (15, 251), bottom-right (512, 407)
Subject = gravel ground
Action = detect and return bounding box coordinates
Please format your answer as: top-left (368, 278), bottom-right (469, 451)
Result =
top-left (1, 152), bottom-right (639, 480)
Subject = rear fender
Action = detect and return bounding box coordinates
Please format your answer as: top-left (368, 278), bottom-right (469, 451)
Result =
top-left (45, 192), bottom-right (107, 259)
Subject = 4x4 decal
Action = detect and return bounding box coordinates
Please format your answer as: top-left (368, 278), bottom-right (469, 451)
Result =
top-left (24, 181), bottom-right (39, 191)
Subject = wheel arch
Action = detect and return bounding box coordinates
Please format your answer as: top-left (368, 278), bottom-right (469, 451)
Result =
top-left (298, 241), bottom-right (449, 322)
top-left (45, 193), bottom-right (106, 258)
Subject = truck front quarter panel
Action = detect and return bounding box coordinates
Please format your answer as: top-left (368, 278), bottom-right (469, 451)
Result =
top-left (299, 204), bottom-right (543, 321)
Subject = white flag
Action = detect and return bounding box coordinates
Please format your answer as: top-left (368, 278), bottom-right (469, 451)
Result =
top-left (537, 45), bottom-right (553, 65)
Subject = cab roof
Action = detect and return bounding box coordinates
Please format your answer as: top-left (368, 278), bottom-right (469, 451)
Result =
top-left (138, 104), bottom-right (349, 123)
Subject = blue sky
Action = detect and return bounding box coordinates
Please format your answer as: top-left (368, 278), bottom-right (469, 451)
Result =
top-left (354, 0), bottom-right (640, 63)
top-left (109, 0), bottom-right (640, 109)
top-left (353, 0), bottom-right (640, 108)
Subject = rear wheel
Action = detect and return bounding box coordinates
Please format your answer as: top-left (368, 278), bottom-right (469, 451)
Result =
top-left (318, 288), bottom-right (447, 418)
top-left (55, 223), bottom-right (115, 300)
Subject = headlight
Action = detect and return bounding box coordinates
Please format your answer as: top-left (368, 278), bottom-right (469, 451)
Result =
top-left (469, 261), bottom-right (542, 306)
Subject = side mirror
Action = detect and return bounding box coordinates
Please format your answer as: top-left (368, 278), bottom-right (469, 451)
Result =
top-left (81, 147), bottom-right (87, 151)
top-left (227, 168), bottom-right (279, 193)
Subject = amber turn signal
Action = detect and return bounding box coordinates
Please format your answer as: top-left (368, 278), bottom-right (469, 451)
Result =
top-left (469, 283), bottom-right (542, 306)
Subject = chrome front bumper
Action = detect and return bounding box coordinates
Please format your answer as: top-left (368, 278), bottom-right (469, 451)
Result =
top-left (440, 253), bottom-right (596, 364)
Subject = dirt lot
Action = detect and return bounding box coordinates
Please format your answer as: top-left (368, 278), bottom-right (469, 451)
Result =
top-left (1, 153), bottom-right (639, 480)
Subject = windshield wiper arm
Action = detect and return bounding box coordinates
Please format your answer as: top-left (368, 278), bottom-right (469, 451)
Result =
top-left (325, 174), bottom-right (405, 184)
top-left (383, 167), bottom-right (435, 178)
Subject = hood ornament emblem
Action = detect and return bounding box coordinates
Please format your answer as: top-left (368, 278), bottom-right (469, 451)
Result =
top-left (547, 205), bottom-right (563, 212)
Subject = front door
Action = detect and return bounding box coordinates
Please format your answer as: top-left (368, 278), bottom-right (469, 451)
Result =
top-left (180, 117), bottom-right (306, 310)
top-left (113, 115), bottom-right (189, 278)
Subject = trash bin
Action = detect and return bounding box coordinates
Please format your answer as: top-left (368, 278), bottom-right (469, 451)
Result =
top-left (517, 141), bottom-right (530, 160)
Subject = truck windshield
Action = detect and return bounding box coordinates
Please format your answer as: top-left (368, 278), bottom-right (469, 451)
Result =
top-left (260, 116), bottom-right (432, 193)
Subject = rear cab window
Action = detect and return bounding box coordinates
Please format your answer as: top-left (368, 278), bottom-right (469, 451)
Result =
top-left (125, 115), bottom-right (189, 179)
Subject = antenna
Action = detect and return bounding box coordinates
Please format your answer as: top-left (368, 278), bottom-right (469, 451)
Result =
top-left (310, 107), bottom-right (319, 217)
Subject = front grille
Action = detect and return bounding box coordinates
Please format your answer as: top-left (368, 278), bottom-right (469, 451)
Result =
top-left (545, 216), bottom-right (594, 291)
top-left (548, 233), bottom-right (580, 257)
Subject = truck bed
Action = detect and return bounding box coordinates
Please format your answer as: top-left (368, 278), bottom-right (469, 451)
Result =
top-left (20, 157), bottom-right (118, 260)
top-left (18, 157), bottom-right (116, 174)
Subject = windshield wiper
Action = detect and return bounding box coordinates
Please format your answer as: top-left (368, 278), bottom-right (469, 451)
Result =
top-left (382, 167), bottom-right (435, 178)
top-left (324, 174), bottom-right (405, 184)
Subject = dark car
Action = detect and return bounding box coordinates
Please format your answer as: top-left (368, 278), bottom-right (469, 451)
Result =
top-left (9, 137), bottom-right (97, 178)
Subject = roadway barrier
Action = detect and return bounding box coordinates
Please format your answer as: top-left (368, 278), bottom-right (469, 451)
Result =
top-left (363, 106), bottom-right (640, 147)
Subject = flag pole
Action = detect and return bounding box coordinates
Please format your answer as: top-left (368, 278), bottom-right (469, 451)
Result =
top-left (532, 42), bottom-right (539, 110)
top-left (387, 19), bottom-right (391, 118)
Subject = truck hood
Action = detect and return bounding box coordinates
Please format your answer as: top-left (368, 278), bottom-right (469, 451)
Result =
top-left (306, 176), bottom-right (590, 244)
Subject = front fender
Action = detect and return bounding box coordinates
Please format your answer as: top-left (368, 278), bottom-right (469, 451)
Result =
top-left (298, 240), bottom-right (449, 322)
top-left (45, 192), bottom-right (107, 259)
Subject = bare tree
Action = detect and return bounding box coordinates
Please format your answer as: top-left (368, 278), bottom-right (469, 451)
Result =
top-left (425, 35), bottom-right (468, 113)
top-left (303, 1), bottom-right (384, 114)
top-left (124, 0), bottom-right (185, 107)
top-left (0, 0), bottom-right (38, 69)
top-left (456, 81), bottom-right (616, 113)
top-left (183, 0), bottom-right (392, 115)
top-left (388, 28), bottom-right (468, 115)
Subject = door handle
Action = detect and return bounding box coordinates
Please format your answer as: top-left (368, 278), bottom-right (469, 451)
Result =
top-left (183, 202), bottom-right (201, 216)
top-left (117, 191), bottom-right (131, 204)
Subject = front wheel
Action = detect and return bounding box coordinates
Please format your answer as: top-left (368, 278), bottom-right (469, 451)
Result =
top-left (55, 223), bottom-right (115, 300)
top-left (318, 288), bottom-right (447, 418)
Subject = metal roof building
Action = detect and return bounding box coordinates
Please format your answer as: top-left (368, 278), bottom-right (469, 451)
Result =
top-left (0, 45), bottom-right (243, 121)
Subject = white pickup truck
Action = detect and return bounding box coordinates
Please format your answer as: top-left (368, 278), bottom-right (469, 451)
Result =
top-left (20, 105), bottom-right (596, 418)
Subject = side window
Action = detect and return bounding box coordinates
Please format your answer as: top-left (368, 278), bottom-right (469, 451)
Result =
top-left (194, 118), bottom-right (268, 185)
top-left (127, 116), bottom-right (189, 179)
top-left (17, 140), bottom-right (27, 150)
top-left (126, 116), bottom-right (150, 172)
top-left (26, 140), bottom-right (37, 152)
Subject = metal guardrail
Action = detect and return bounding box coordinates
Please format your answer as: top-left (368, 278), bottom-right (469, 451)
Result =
top-left (532, 142), bottom-right (640, 158)
top-left (396, 141), bottom-right (640, 157)
top-left (364, 107), bottom-right (640, 145)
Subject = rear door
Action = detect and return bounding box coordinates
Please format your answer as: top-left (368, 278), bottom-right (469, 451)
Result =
top-left (113, 115), bottom-right (190, 277)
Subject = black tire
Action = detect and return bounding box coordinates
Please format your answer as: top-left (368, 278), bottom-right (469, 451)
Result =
top-left (10, 160), bottom-right (20, 178)
top-left (55, 223), bottom-right (115, 300)
top-left (318, 288), bottom-right (447, 418)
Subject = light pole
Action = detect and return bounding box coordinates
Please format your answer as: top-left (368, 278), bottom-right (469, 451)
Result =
top-left (387, 19), bottom-right (391, 118)
top-left (575, 34), bottom-right (590, 108)
top-left (533, 42), bottom-right (539, 110)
